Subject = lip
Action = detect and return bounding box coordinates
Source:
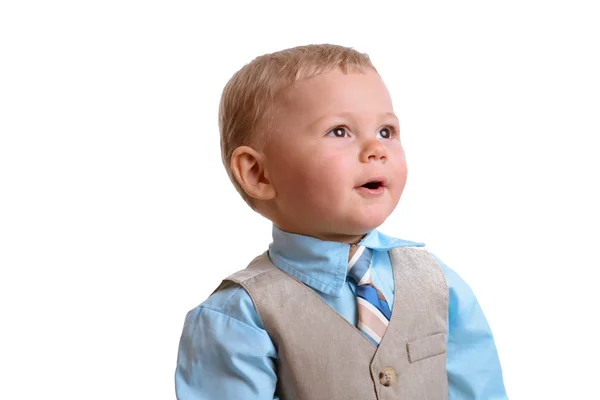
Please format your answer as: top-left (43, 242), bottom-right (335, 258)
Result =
top-left (355, 176), bottom-right (387, 196)
top-left (355, 186), bottom-right (385, 196)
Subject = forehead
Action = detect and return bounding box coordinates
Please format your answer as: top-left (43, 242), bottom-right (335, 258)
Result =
top-left (278, 68), bottom-right (393, 118)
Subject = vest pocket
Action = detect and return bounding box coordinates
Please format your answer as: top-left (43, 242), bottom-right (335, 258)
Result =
top-left (406, 332), bottom-right (446, 363)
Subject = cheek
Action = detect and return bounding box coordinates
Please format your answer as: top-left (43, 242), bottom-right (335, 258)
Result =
top-left (300, 155), bottom-right (349, 199)
top-left (311, 151), bottom-right (348, 179)
top-left (389, 144), bottom-right (407, 172)
top-left (387, 144), bottom-right (408, 194)
top-left (272, 150), bottom-right (350, 204)
top-left (267, 150), bottom-right (315, 195)
top-left (394, 157), bottom-right (408, 181)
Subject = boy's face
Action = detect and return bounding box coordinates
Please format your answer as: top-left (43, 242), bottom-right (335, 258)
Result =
top-left (262, 67), bottom-right (407, 243)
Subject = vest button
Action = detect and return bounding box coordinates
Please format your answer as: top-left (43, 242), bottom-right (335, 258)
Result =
top-left (379, 367), bottom-right (397, 387)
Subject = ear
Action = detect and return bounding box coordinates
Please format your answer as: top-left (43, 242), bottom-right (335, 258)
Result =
top-left (231, 145), bottom-right (276, 201)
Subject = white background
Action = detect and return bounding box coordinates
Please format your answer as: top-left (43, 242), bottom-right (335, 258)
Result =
top-left (1, 1), bottom-right (598, 399)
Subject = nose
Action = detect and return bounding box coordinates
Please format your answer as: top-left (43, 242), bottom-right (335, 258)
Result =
top-left (360, 139), bottom-right (387, 163)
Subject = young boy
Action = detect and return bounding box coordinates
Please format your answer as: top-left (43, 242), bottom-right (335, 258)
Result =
top-left (175, 44), bottom-right (507, 399)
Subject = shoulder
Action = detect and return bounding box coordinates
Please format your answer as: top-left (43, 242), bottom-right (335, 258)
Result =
top-left (426, 251), bottom-right (473, 292)
top-left (188, 279), bottom-right (265, 332)
top-left (176, 276), bottom-right (277, 398)
top-left (424, 250), bottom-right (479, 323)
top-left (184, 252), bottom-right (271, 332)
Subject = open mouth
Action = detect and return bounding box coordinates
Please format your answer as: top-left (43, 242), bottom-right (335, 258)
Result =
top-left (361, 181), bottom-right (384, 190)
top-left (356, 177), bottom-right (387, 195)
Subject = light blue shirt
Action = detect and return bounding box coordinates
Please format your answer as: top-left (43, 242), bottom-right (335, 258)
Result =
top-left (175, 225), bottom-right (507, 399)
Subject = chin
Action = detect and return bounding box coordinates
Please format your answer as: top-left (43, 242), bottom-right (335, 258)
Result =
top-left (351, 214), bottom-right (389, 233)
top-left (353, 205), bottom-right (394, 231)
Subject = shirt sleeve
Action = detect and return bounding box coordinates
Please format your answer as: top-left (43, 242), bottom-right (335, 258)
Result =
top-left (429, 252), bottom-right (509, 400)
top-left (175, 284), bottom-right (279, 400)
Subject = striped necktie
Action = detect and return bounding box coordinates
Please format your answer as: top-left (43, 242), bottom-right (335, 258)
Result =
top-left (347, 245), bottom-right (391, 346)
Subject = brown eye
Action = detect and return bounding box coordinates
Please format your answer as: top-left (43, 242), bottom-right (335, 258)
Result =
top-left (328, 127), bottom-right (348, 138)
top-left (378, 126), bottom-right (394, 139)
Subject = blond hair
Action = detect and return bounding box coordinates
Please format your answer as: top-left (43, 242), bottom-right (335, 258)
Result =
top-left (218, 43), bottom-right (377, 209)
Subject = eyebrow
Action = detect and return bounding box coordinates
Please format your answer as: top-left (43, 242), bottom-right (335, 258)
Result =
top-left (308, 111), bottom-right (399, 130)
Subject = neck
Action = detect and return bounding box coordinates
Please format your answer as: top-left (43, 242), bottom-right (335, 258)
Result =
top-left (348, 244), bottom-right (361, 262)
top-left (272, 223), bottom-right (368, 246)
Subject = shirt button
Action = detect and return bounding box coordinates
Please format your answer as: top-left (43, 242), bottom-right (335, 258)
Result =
top-left (379, 367), bottom-right (397, 387)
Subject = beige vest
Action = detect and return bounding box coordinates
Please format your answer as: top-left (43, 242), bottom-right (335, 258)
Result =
top-left (221, 246), bottom-right (449, 400)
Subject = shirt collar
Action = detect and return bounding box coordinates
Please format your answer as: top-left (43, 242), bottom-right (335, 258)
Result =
top-left (267, 224), bottom-right (425, 298)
